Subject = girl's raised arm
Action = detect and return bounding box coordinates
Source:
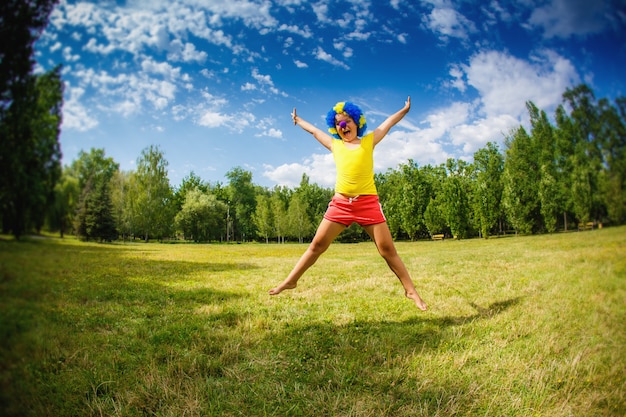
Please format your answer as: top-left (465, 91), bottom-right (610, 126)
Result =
top-left (292, 108), bottom-right (334, 151)
top-left (372, 96), bottom-right (411, 146)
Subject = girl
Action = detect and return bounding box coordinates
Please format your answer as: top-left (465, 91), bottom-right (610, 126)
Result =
top-left (269, 97), bottom-right (427, 311)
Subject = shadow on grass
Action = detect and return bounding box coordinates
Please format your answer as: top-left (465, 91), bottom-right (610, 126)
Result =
top-left (265, 297), bottom-right (522, 357)
top-left (219, 296), bottom-right (525, 415)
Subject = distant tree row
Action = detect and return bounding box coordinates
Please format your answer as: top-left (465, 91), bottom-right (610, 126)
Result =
top-left (36, 84), bottom-right (624, 243)
top-left (378, 84), bottom-right (625, 239)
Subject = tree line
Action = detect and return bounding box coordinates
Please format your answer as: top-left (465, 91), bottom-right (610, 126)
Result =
top-left (1, 2), bottom-right (624, 242)
top-left (37, 84), bottom-right (626, 243)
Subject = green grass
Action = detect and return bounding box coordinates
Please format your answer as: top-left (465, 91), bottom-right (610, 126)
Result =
top-left (1, 227), bottom-right (625, 416)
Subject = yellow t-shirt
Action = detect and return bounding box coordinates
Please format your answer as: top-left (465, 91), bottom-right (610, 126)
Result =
top-left (332, 132), bottom-right (377, 196)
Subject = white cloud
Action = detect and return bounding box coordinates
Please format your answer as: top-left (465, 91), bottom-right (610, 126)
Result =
top-left (255, 128), bottom-right (283, 139)
top-left (62, 46), bottom-right (80, 62)
top-left (294, 59), bottom-right (308, 68)
top-left (61, 84), bottom-right (99, 132)
top-left (241, 82), bottom-right (257, 91)
top-left (463, 49), bottom-right (580, 119)
top-left (311, 2), bottom-right (330, 24)
top-left (263, 153), bottom-right (336, 188)
top-left (422, 4), bottom-right (476, 41)
top-left (198, 111), bottom-right (232, 128)
top-left (314, 46), bottom-right (350, 70)
top-left (527, 0), bottom-right (615, 39)
top-left (140, 57), bottom-right (181, 79)
top-left (278, 23), bottom-right (313, 38)
top-left (250, 68), bottom-right (286, 96)
top-left (167, 40), bottom-right (208, 63)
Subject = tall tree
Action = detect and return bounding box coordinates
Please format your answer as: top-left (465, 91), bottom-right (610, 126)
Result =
top-left (287, 192), bottom-right (313, 243)
top-left (1, 67), bottom-right (63, 237)
top-left (0, 0), bottom-right (60, 238)
top-left (70, 149), bottom-right (119, 240)
top-left (48, 168), bottom-right (79, 237)
top-left (134, 145), bottom-right (174, 241)
top-left (271, 186), bottom-right (290, 243)
top-left (110, 170), bottom-right (136, 241)
top-left (397, 160), bottom-right (431, 240)
top-left (596, 96), bottom-right (626, 224)
top-left (225, 167), bottom-right (257, 241)
top-left (472, 142), bottom-right (504, 237)
top-left (561, 85), bottom-right (603, 224)
top-left (440, 159), bottom-right (473, 239)
top-left (527, 102), bottom-right (560, 233)
top-left (294, 173), bottom-right (333, 232)
top-left (502, 126), bottom-right (541, 234)
top-left (253, 193), bottom-right (273, 244)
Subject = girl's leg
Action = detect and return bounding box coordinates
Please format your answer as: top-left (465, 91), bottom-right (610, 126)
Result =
top-left (363, 222), bottom-right (428, 310)
top-left (269, 219), bottom-right (346, 295)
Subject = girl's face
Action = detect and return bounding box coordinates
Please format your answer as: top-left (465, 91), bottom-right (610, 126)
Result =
top-left (335, 114), bottom-right (357, 141)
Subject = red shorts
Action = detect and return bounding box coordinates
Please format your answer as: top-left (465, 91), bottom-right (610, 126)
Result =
top-left (323, 194), bottom-right (386, 226)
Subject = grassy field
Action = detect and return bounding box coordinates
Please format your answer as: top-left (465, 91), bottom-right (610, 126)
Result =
top-left (0, 227), bottom-right (625, 416)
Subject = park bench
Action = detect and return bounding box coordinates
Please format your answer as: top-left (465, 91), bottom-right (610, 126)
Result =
top-left (578, 221), bottom-right (594, 231)
top-left (432, 234), bottom-right (444, 240)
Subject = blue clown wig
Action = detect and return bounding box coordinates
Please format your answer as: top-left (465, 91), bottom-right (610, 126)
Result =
top-left (326, 101), bottom-right (367, 139)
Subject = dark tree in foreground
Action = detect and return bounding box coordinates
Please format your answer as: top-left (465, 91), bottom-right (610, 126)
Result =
top-left (0, 0), bottom-right (61, 238)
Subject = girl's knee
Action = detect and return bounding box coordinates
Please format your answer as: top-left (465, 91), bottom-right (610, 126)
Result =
top-left (309, 239), bottom-right (330, 255)
top-left (377, 243), bottom-right (397, 259)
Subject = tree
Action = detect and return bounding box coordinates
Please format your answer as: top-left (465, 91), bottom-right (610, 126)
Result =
top-left (424, 196), bottom-right (447, 237)
top-left (48, 168), bottom-right (79, 237)
top-left (596, 96), bottom-right (626, 224)
top-left (172, 171), bottom-right (208, 212)
top-left (561, 85), bottom-right (603, 224)
top-left (134, 145), bottom-right (175, 241)
top-left (440, 159), bottom-right (473, 239)
top-left (294, 173), bottom-right (333, 235)
top-left (502, 127), bottom-right (541, 234)
top-left (110, 170), bottom-right (136, 241)
top-left (397, 161), bottom-right (431, 240)
top-left (0, 0), bottom-right (60, 238)
top-left (1, 66), bottom-right (63, 238)
top-left (287, 192), bottom-right (313, 243)
top-left (70, 149), bottom-right (119, 240)
top-left (253, 193), bottom-right (273, 243)
top-left (74, 173), bottom-right (117, 242)
top-left (528, 102), bottom-right (560, 233)
top-left (472, 142), bottom-right (504, 237)
top-left (271, 186), bottom-right (290, 243)
top-left (226, 167), bottom-right (257, 241)
top-left (175, 188), bottom-right (227, 242)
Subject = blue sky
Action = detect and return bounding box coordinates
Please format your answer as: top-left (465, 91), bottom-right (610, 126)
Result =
top-left (35, 0), bottom-right (626, 189)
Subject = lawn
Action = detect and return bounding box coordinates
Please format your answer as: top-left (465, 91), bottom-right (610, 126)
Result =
top-left (0, 227), bottom-right (624, 416)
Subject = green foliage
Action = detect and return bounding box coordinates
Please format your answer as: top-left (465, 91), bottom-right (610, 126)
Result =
top-left (502, 126), bottom-right (540, 234)
top-left (28, 84), bottom-right (626, 243)
top-left (287, 192), bottom-right (314, 243)
top-left (226, 167), bottom-right (257, 241)
top-left (1, 67), bottom-right (63, 238)
top-left (472, 142), bottom-right (504, 237)
top-left (175, 188), bottom-right (227, 242)
top-left (0, 1), bottom-right (60, 238)
top-left (133, 145), bottom-right (175, 241)
top-left (253, 193), bottom-right (273, 243)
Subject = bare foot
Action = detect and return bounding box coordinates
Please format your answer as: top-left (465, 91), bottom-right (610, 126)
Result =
top-left (406, 291), bottom-right (428, 311)
top-left (268, 281), bottom-right (297, 295)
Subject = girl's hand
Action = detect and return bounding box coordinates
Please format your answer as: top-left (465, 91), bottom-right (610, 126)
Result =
top-left (291, 108), bottom-right (298, 125)
top-left (404, 96), bottom-right (411, 112)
